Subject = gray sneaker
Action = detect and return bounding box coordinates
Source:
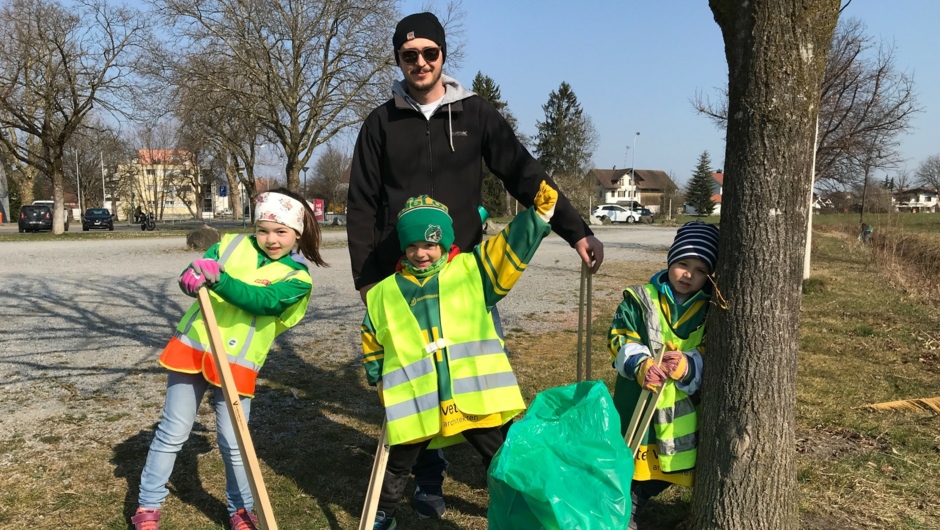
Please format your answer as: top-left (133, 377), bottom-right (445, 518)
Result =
top-left (413, 484), bottom-right (446, 519)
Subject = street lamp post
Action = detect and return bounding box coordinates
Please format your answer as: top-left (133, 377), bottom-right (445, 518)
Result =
top-left (631, 132), bottom-right (640, 206)
top-left (302, 166), bottom-right (309, 199)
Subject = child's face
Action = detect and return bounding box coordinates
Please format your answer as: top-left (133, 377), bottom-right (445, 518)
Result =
top-left (255, 220), bottom-right (299, 260)
top-left (404, 241), bottom-right (443, 269)
top-left (668, 257), bottom-right (710, 296)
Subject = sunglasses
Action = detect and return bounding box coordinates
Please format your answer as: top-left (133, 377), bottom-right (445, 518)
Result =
top-left (398, 46), bottom-right (441, 65)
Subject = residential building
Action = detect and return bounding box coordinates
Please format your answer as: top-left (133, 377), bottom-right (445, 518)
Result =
top-left (590, 167), bottom-right (676, 213)
top-left (118, 150), bottom-right (221, 220)
top-left (894, 187), bottom-right (938, 213)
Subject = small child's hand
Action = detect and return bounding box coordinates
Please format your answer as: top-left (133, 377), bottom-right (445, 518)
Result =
top-left (192, 259), bottom-right (224, 284)
top-left (661, 351), bottom-right (689, 381)
top-left (533, 180), bottom-right (558, 222)
top-left (179, 269), bottom-right (205, 296)
top-left (636, 357), bottom-right (667, 392)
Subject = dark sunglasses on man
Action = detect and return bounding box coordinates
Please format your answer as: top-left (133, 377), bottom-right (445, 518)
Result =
top-left (398, 47), bottom-right (441, 65)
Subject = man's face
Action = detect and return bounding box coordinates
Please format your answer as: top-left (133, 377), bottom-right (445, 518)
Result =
top-left (398, 37), bottom-right (443, 96)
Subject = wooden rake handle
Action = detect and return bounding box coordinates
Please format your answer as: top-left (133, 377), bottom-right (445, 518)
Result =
top-left (358, 419), bottom-right (390, 530)
top-left (575, 262), bottom-right (594, 381)
top-left (623, 348), bottom-right (665, 456)
top-left (197, 287), bottom-right (278, 530)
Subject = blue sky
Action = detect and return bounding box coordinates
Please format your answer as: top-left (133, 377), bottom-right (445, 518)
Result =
top-left (401, 0), bottom-right (940, 186)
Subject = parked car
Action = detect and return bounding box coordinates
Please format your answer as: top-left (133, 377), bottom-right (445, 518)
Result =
top-left (638, 208), bottom-right (655, 221)
top-left (82, 208), bottom-right (114, 231)
top-left (592, 204), bottom-right (642, 223)
top-left (18, 205), bottom-right (53, 233)
top-left (30, 200), bottom-right (69, 231)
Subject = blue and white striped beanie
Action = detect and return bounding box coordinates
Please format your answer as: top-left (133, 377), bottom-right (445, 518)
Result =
top-left (667, 221), bottom-right (720, 271)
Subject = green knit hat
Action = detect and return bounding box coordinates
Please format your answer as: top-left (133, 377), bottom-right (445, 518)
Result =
top-left (397, 195), bottom-right (454, 252)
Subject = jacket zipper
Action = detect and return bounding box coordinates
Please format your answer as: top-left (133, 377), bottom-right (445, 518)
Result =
top-left (426, 119), bottom-right (434, 196)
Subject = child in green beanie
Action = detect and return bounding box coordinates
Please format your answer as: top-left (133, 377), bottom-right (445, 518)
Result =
top-left (361, 182), bottom-right (559, 530)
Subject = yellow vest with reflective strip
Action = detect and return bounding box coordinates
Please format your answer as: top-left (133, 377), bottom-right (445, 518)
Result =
top-left (368, 253), bottom-right (525, 446)
top-left (627, 283), bottom-right (705, 472)
top-left (162, 234), bottom-right (311, 396)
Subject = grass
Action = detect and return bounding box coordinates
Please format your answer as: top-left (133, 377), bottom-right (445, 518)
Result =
top-left (1, 230), bottom-right (939, 529)
top-left (0, 223), bottom-right (348, 244)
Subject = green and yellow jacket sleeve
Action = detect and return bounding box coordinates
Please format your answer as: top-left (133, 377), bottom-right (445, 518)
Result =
top-left (473, 205), bottom-right (552, 308)
top-left (607, 295), bottom-right (648, 363)
top-left (361, 312), bottom-right (384, 386)
top-left (180, 241), bottom-right (312, 317)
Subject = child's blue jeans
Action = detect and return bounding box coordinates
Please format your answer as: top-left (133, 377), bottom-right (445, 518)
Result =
top-left (138, 371), bottom-right (253, 516)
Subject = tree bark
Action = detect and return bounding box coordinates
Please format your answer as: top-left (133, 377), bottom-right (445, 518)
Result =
top-left (692, 2), bottom-right (839, 529)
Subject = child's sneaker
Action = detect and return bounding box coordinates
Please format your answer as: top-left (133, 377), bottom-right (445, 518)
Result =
top-left (131, 508), bottom-right (160, 530)
top-left (229, 508), bottom-right (259, 530)
top-left (373, 510), bottom-right (397, 530)
top-left (413, 484), bottom-right (445, 519)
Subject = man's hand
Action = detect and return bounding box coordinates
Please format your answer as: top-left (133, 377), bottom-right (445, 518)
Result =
top-left (574, 235), bottom-right (604, 273)
top-left (359, 282), bottom-right (377, 306)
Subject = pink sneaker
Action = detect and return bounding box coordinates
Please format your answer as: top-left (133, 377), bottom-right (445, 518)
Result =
top-left (230, 508), bottom-right (259, 530)
top-left (131, 508), bottom-right (160, 530)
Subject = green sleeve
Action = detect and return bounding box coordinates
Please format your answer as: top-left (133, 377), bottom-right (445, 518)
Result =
top-left (607, 293), bottom-right (648, 363)
top-left (209, 274), bottom-right (311, 317)
top-left (361, 312), bottom-right (384, 386)
top-left (473, 206), bottom-right (552, 308)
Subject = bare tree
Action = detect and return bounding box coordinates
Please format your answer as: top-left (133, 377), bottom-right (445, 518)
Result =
top-left (693, 17), bottom-right (918, 191)
top-left (155, 0), bottom-right (399, 192)
top-left (894, 166), bottom-right (914, 191)
top-left (309, 143), bottom-right (350, 214)
top-left (691, 3), bottom-right (840, 530)
top-left (915, 155), bottom-right (940, 190)
top-left (0, 0), bottom-right (148, 233)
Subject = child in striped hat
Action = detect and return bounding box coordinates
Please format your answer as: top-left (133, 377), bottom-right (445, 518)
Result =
top-left (605, 221), bottom-right (719, 530)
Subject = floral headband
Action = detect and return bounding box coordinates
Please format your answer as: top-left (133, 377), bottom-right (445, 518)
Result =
top-left (254, 192), bottom-right (305, 234)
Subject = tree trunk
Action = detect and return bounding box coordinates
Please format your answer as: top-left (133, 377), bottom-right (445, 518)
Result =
top-left (692, 2), bottom-right (839, 530)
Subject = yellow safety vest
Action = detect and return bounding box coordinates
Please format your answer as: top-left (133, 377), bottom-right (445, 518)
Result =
top-left (627, 283), bottom-right (704, 473)
top-left (159, 234), bottom-right (311, 397)
top-left (367, 253), bottom-right (525, 446)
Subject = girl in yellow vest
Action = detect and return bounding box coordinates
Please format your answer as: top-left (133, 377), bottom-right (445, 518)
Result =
top-left (606, 221), bottom-right (719, 530)
top-left (362, 182), bottom-right (558, 530)
top-left (132, 188), bottom-right (327, 530)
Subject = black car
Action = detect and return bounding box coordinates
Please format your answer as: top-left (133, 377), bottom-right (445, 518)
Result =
top-left (82, 208), bottom-right (114, 231)
top-left (18, 205), bottom-right (53, 233)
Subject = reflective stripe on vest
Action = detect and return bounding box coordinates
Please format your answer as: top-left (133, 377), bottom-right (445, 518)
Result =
top-left (627, 283), bottom-right (705, 472)
top-left (440, 255), bottom-right (525, 418)
top-left (367, 253), bottom-right (525, 446)
top-left (158, 234), bottom-right (311, 397)
top-left (367, 279), bottom-right (442, 446)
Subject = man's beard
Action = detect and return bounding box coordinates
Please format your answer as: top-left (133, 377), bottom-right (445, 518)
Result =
top-left (406, 66), bottom-right (443, 95)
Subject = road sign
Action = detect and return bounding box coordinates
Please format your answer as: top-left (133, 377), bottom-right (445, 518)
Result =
top-left (219, 185), bottom-right (227, 197)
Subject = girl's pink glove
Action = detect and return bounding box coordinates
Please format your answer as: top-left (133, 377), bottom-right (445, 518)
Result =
top-left (179, 269), bottom-right (205, 296)
top-left (192, 259), bottom-right (223, 284)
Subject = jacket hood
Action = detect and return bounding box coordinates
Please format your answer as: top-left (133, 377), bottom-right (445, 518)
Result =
top-left (391, 74), bottom-right (475, 108)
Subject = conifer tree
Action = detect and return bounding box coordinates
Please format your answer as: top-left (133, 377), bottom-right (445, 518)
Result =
top-left (686, 151), bottom-right (716, 216)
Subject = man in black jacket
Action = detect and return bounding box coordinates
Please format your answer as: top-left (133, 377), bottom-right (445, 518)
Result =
top-left (347, 11), bottom-right (605, 523)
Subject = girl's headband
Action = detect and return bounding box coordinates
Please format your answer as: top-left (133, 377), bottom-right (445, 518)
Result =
top-left (254, 192), bottom-right (305, 234)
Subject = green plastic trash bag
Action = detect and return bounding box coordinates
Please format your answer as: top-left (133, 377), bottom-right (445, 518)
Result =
top-left (487, 380), bottom-right (634, 530)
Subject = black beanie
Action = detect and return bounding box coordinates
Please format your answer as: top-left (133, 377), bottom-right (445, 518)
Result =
top-left (393, 12), bottom-right (446, 65)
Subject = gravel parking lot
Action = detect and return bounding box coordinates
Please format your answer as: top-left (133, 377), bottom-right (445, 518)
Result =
top-left (0, 224), bottom-right (677, 460)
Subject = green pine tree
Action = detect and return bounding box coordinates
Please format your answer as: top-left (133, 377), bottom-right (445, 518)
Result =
top-left (472, 71), bottom-right (518, 216)
top-left (686, 151), bottom-right (716, 216)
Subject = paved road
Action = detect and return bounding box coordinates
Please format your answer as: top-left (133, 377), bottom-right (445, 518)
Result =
top-left (0, 224), bottom-right (677, 443)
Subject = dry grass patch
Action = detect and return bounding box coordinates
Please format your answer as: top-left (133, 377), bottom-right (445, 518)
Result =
top-left (4, 239), bottom-right (940, 529)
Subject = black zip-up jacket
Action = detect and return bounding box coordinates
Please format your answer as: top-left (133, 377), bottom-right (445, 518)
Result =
top-left (347, 76), bottom-right (593, 290)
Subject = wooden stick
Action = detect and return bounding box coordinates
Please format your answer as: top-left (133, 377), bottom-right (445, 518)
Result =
top-left (358, 419), bottom-right (390, 530)
top-left (197, 288), bottom-right (277, 530)
top-left (585, 268), bottom-right (593, 380)
top-left (624, 347), bottom-right (666, 457)
top-left (575, 262), bottom-right (587, 381)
